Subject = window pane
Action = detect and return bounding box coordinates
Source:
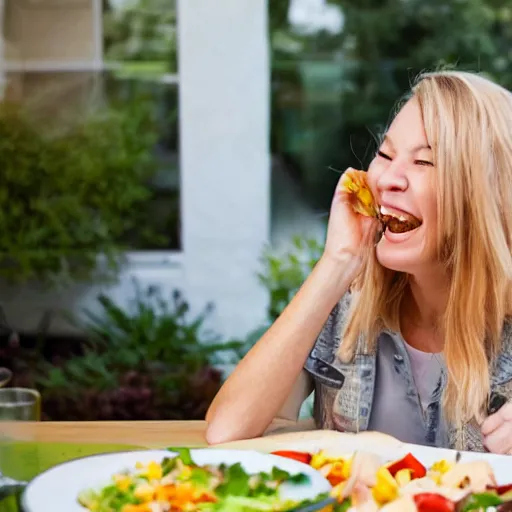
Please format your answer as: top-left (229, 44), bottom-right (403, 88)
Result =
top-left (1, 0), bottom-right (181, 261)
top-left (104, 0), bottom-right (180, 251)
top-left (104, 0), bottom-right (178, 74)
top-left (104, 74), bottom-right (181, 250)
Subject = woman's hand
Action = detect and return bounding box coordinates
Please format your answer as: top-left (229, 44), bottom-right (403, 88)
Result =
top-left (323, 168), bottom-right (381, 266)
top-left (481, 401), bottom-right (512, 454)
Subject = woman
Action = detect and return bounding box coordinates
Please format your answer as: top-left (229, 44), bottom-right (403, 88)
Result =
top-left (206, 70), bottom-right (512, 454)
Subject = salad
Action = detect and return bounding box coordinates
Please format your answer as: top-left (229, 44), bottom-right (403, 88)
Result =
top-left (272, 449), bottom-right (512, 511)
top-left (77, 448), bottom-right (323, 512)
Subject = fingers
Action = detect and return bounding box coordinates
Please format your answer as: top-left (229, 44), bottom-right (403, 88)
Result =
top-left (333, 167), bottom-right (356, 205)
top-left (481, 402), bottom-right (512, 454)
top-left (481, 412), bottom-right (503, 437)
top-left (481, 402), bottom-right (512, 436)
top-left (483, 421), bottom-right (512, 454)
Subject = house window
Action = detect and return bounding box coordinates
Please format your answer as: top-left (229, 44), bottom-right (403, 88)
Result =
top-left (1, 0), bottom-right (181, 257)
top-left (103, 0), bottom-right (181, 253)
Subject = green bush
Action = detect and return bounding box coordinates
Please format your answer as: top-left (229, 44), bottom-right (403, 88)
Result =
top-left (0, 100), bottom-right (167, 286)
top-left (258, 236), bottom-right (323, 322)
top-left (31, 281), bottom-right (246, 420)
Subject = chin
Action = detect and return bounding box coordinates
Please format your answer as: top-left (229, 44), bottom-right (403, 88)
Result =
top-left (375, 237), bottom-right (426, 274)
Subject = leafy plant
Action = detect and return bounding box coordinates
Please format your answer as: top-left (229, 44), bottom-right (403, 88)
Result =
top-left (103, 0), bottom-right (178, 73)
top-left (0, 99), bottom-right (168, 286)
top-left (271, 0), bottom-right (512, 210)
top-left (33, 281), bottom-right (246, 421)
top-left (258, 236), bottom-right (323, 322)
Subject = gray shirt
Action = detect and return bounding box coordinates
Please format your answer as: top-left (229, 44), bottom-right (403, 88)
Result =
top-left (366, 331), bottom-right (448, 446)
top-left (304, 295), bottom-right (449, 448)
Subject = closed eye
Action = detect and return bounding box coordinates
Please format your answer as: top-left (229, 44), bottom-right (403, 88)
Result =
top-left (377, 150), bottom-right (392, 160)
top-left (415, 159), bottom-right (434, 167)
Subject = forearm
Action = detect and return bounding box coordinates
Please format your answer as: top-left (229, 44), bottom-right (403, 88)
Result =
top-left (205, 254), bottom-right (359, 444)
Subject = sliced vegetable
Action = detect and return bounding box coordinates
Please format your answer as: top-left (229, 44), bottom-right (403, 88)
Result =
top-left (414, 493), bottom-right (455, 512)
top-left (271, 450), bottom-right (313, 465)
top-left (457, 492), bottom-right (503, 511)
top-left (326, 461), bottom-right (348, 486)
top-left (386, 453), bottom-right (427, 479)
top-left (167, 447), bottom-right (193, 465)
top-left (493, 484), bottom-right (512, 496)
top-left (394, 468), bottom-right (412, 487)
top-left (372, 467), bottom-right (398, 505)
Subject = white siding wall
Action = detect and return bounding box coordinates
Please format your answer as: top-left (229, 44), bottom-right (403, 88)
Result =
top-left (178, 0), bottom-right (271, 338)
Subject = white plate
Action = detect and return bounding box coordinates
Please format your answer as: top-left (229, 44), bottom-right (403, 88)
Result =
top-left (263, 432), bottom-right (512, 485)
top-left (21, 448), bottom-right (332, 512)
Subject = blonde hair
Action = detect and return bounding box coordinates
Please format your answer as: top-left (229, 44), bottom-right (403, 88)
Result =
top-left (338, 71), bottom-right (512, 427)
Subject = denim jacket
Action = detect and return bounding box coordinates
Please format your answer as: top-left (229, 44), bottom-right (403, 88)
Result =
top-left (304, 293), bottom-right (512, 452)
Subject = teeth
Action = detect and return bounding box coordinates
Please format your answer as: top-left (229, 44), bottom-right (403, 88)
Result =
top-left (379, 206), bottom-right (407, 222)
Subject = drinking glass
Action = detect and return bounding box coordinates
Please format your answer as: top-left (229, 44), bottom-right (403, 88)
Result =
top-left (0, 387), bottom-right (40, 508)
top-left (0, 388), bottom-right (41, 421)
top-left (0, 368), bottom-right (12, 388)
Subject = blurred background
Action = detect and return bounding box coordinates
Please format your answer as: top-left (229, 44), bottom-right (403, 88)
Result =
top-left (0, 0), bottom-right (511, 421)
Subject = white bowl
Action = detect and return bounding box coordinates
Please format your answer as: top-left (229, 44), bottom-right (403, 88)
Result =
top-left (22, 448), bottom-right (332, 512)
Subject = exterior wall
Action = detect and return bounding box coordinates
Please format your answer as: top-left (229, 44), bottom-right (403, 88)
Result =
top-left (0, 0), bottom-right (271, 342)
top-left (4, 0), bottom-right (97, 65)
top-left (0, 259), bottom-right (186, 334)
top-left (177, 0), bottom-right (271, 338)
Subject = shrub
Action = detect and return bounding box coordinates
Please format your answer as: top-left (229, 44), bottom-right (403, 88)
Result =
top-left (0, 100), bottom-right (167, 286)
top-left (258, 236), bottom-right (323, 322)
top-left (2, 282), bottom-right (246, 421)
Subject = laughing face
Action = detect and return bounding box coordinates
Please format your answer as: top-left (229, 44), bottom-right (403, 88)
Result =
top-left (367, 97), bottom-right (438, 273)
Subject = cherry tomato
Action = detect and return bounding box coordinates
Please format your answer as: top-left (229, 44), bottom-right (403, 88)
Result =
top-left (414, 493), bottom-right (455, 512)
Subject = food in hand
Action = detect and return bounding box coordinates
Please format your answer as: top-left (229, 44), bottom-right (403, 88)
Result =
top-left (340, 169), bottom-right (422, 234)
top-left (272, 449), bottom-right (511, 511)
top-left (341, 169), bottom-right (380, 219)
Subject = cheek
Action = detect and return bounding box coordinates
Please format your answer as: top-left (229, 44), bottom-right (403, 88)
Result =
top-left (413, 184), bottom-right (439, 259)
top-left (366, 160), bottom-right (381, 193)
top-left (420, 184), bottom-right (438, 226)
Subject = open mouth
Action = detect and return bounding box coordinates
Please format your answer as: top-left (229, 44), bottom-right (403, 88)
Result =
top-left (379, 206), bottom-right (422, 234)
top-left (340, 169), bottom-right (422, 234)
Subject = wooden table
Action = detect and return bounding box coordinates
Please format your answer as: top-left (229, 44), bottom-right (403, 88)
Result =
top-left (0, 418), bottom-right (316, 447)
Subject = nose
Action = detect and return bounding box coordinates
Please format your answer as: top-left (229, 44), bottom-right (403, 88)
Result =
top-left (376, 159), bottom-right (408, 193)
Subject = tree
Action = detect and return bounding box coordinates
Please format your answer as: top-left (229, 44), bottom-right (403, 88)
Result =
top-left (103, 0), bottom-right (177, 71)
top-left (271, 0), bottom-right (512, 209)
